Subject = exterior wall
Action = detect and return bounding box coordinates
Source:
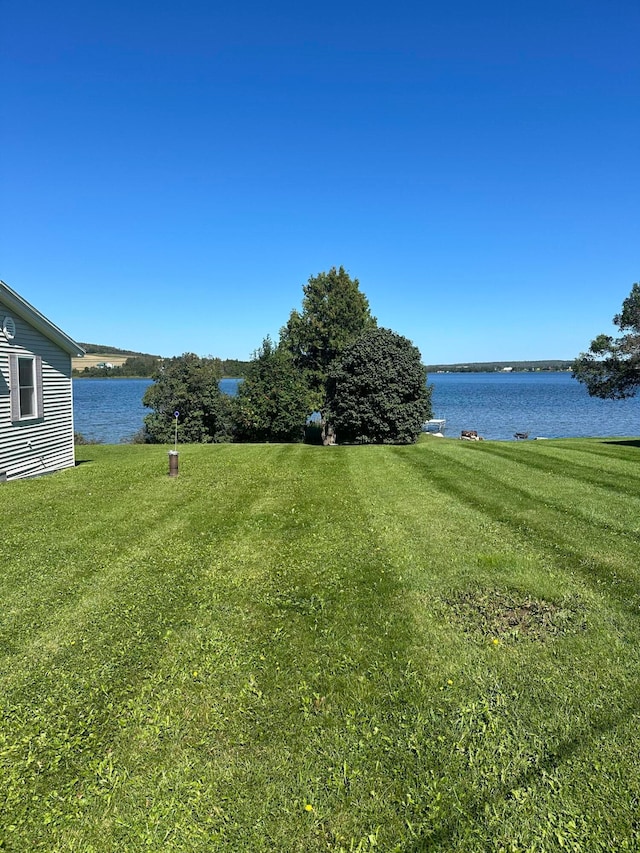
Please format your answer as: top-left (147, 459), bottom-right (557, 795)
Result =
top-left (0, 298), bottom-right (76, 481)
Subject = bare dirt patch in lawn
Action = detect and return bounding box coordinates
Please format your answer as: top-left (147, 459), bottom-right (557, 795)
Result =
top-left (444, 588), bottom-right (586, 642)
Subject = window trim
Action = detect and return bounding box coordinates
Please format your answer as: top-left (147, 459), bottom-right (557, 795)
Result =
top-left (9, 353), bottom-right (44, 422)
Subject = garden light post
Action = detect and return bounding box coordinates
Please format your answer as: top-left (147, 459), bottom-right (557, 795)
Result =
top-left (168, 410), bottom-right (179, 476)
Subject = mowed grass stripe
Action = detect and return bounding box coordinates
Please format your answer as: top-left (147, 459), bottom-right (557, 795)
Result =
top-left (182, 446), bottom-right (424, 851)
top-left (469, 437), bottom-right (640, 500)
top-left (549, 436), bottom-right (640, 464)
top-left (398, 441), bottom-right (640, 608)
top-left (447, 439), bottom-right (640, 545)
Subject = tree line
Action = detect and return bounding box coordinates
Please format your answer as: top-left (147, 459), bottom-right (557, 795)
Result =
top-left (74, 356), bottom-right (251, 379)
top-left (426, 360), bottom-right (573, 373)
top-left (142, 267), bottom-right (433, 445)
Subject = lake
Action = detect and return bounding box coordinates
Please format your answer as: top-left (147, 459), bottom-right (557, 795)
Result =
top-left (73, 378), bottom-right (154, 444)
top-left (73, 373), bottom-right (639, 444)
top-left (429, 371), bottom-right (639, 440)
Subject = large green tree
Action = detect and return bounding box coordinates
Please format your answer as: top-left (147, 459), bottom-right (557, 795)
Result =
top-left (280, 266), bottom-right (377, 410)
top-left (327, 327), bottom-right (432, 444)
top-left (142, 353), bottom-right (232, 443)
top-left (233, 337), bottom-right (312, 442)
top-left (572, 283), bottom-right (640, 399)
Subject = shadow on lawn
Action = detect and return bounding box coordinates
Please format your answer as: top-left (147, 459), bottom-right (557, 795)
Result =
top-left (408, 689), bottom-right (640, 851)
top-left (601, 438), bottom-right (640, 448)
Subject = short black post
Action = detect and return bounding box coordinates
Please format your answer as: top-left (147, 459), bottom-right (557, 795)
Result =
top-left (168, 450), bottom-right (179, 477)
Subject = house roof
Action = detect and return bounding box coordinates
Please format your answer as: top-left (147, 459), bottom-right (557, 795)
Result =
top-left (0, 280), bottom-right (85, 357)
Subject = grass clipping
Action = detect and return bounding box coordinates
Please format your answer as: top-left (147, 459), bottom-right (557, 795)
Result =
top-left (445, 588), bottom-right (586, 643)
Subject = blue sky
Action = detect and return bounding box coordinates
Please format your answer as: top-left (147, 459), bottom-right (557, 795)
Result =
top-left (1, 0), bottom-right (638, 362)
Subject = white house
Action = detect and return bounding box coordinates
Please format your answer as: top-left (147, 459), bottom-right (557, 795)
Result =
top-left (0, 281), bottom-right (84, 481)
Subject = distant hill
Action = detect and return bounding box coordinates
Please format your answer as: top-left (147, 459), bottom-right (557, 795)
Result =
top-left (78, 343), bottom-right (160, 357)
top-left (74, 347), bottom-right (572, 377)
top-left (73, 345), bottom-right (160, 374)
top-left (73, 346), bottom-right (250, 378)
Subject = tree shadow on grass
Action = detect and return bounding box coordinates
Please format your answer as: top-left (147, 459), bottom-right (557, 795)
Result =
top-left (600, 438), bottom-right (640, 448)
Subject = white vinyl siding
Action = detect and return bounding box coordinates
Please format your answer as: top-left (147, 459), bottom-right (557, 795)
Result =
top-left (1, 305), bottom-right (76, 480)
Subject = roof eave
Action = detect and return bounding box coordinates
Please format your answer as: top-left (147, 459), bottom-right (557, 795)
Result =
top-left (0, 280), bottom-right (85, 357)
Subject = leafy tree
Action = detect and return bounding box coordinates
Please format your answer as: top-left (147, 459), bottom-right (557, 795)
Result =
top-left (233, 338), bottom-right (312, 442)
top-left (280, 266), bottom-right (377, 409)
top-left (572, 283), bottom-right (640, 399)
top-left (142, 353), bottom-right (232, 443)
top-left (120, 355), bottom-right (160, 377)
top-left (327, 327), bottom-right (432, 444)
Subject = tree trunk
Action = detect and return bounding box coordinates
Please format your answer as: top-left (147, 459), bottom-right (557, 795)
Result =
top-left (321, 418), bottom-right (336, 445)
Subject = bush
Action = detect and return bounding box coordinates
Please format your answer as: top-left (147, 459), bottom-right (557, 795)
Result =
top-left (74, 432), bottom-right (102, 445)
top-left (327, 327), bottom-right (432, 444)
top-left (142, 354), bottom-right (233, 443)
top-left (233, 338), bottom-right (311, 442)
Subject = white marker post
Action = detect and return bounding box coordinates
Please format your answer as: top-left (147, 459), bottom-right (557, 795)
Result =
top-left (168, 410), bottom-right (179, 476)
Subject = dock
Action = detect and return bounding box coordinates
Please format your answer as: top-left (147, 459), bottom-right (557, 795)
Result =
top-left (422, 419), bottom-right (446, 433)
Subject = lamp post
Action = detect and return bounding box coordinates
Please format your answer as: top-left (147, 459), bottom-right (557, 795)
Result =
top-left (168, 411), bottom-right (179, 476)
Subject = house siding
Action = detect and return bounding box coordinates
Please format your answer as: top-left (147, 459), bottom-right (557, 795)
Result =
top-left (0, 300), bottom-right (76, 480)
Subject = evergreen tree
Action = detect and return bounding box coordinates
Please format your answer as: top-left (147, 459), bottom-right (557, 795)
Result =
top-left (280, 266), bottom-right (376, 411)
top-left (573, 283), bottom-right (640, 399)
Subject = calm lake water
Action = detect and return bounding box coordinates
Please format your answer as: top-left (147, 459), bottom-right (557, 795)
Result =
top-left (73, 373), bottom-right (639, 444)
top-left (429, 371), bottom-right (638, 440)
top-left (73, 378), bottom-right (154, 444)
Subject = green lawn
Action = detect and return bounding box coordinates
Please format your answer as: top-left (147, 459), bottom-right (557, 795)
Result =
top-left (2, 438), bottom-right (639, 852)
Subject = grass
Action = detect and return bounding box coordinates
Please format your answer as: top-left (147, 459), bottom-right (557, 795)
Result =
top-left (1, 437), bottom-right (639, 851)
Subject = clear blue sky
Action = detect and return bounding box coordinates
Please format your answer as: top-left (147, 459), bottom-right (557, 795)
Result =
top-left (1, 0), bottom-right (638, 362)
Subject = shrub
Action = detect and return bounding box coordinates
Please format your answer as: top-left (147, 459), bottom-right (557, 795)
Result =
top-left (74, 432), bottom-right (102, 445)
top-left (233, 338), bottom-right (311, 442)
top-left (142, 353), bottom-right (233, 443)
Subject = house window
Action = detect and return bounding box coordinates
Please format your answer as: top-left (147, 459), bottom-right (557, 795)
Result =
top-left (9, 354), bottom-right (44, 421)
top-left (18, 357), bottom-right (36, 417)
